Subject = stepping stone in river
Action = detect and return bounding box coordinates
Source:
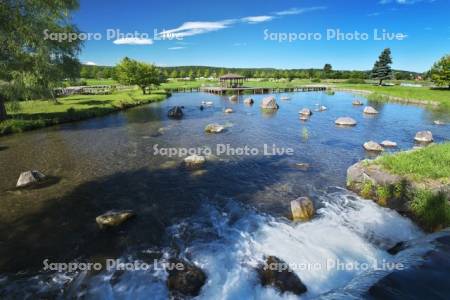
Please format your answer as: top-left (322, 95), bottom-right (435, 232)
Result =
top-left (414, 131), bottom-right (433, 143)
top-left (381, 140), bottom-right (397, 147)
top-left (204, 123), bottom-right (225, 133)
top-left (96, 210), bottom-right (135, 229)
top-left (299, 108), bottom-right (312, 116)
top-left (363, 106), bottom-right (379, 114)
top-left (335, 117), bottom-right (357, 126)
top-left (16, 170), bottom-right (47, 188)
top-left (363, 141), bottom-right (384, 152)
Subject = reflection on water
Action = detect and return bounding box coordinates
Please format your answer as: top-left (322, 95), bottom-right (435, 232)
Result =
top-left (0, 91), bottom-right (448, 298)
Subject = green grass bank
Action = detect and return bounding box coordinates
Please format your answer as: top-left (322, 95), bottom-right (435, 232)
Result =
top-left (0, 88), bottom-right (169, 136)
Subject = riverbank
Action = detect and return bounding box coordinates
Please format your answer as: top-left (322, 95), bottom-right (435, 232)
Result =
top-left (0, 89), bottom-right (169, 136)
top-left (332, 84), bottom-right (450, 110)
top-left (347, 143), bottom-right (450, 232)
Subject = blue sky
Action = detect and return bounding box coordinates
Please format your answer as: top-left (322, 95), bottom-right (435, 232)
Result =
top-left (73, 0), bottom-right (450, 72)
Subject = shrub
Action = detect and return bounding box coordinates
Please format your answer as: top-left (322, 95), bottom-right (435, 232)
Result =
top-left (311, 78), bottom-right (321, 83)
top-left (410, 190), bottom-right (450, 231)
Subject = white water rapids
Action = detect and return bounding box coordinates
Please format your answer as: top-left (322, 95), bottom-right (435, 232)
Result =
top-left (1, 188), bottom-right (433, 299)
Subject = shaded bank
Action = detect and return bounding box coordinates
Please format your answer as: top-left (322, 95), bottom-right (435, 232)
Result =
top-left (347, 143), bottom-right (450, 231)
top-left (0, 89), bottom-right (170, 136)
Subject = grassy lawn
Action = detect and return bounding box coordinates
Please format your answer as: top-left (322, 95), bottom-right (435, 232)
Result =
top-left (372, 143), bottom-right (450, 231)
top-left (335, 83), bottom-right (450, 108)
top-left (375, 142), bottom-right (450, 183)
top-left (0, 88), bottom-right (168, 135)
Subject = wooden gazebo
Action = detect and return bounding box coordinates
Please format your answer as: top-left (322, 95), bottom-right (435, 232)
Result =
top-left (219, 73), bottom-right (246, 88)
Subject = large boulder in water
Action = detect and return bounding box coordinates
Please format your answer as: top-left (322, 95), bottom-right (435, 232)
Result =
top-left (95, 210), bottom-right (135, 229)
top-left (168, 106), bottom-right (183, 119)
top-left (299, 108), bottom-right (312, 116)
top-left (167, 259), bottom-right (207, 297)
top-left (184, 155), bottom-right (206, 168)
top-left (381, 140), bottom-right (397, 147)
top-left (258, 256), bottom-right (307, 295)
top-left (16, 170), bottom-right (46, 188)
top-left (335, 117), bottom-right (357, 126)
top-left (204, 123), bottom-right (225, 133)
top-left (244, 97), bottom-right (254, 105)
top-left (290, 197), bottom-right (315, 221)
top-left (363, 106), bottom-right (379, 114)
top-left (363, 141), bottom-right (384, 152)
top-left (414, 131), bottom-right (433, 143)
top-left (261, 96), bottom-right (279, 110)
top-left (229, 95), bottom-right (238, 101)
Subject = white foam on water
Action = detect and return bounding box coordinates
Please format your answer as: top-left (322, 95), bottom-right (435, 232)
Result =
top-left (0, 189), bottom-right (429, 299)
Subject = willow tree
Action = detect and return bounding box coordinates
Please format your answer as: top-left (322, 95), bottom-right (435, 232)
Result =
top-left (0, 0), bottom-right (82, 121)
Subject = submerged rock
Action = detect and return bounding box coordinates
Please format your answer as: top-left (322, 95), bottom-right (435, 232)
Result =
top-left (244, 97), bottom-right (254, 105)
top-left (16, 170), bottom-right (46, 188)
top-left (387, 241), bottom-right (408, 255)
top-left (363, 106), bottom-right (379, 114)
top-left (352, 100), bottom-right (363, 106)
top-left (229, 95), bottom-right (238, 101)
top-left (224, 108), bottom-right (233, 113)
top-left (258, 256), bottom-right (307, 295)
top-left (335, 117), bottom-right (357, 126)
top-left (294, 163), bottom-right (310, 171)
top-left (290, 197), bottom-right (315, 221)
top-left (318, 105), bottom-right (327, 112)
top-left (433, 120), bottom-right (446, 125)
top-left (204, 123), bottom-right (225, 133)
top-left (299, 108), bottom-right (312, 116)
top-left (167, 106), bottom-right (183, 119)
top-left (261, 96), bottom-right (279, 110)
top-left (184, 155), bottom-right (206, 167)
top-left (299, 115), bottom-right (309, 121)
top-left (95, 210), bottom-right (135, 228)
top-left (414, 131), bottom-right (433, 143)
top-left (381, 140), bottom-right (397, 147)
top-left (363, 141), bottom-right (384, 152)
top-left (167, 259), bottom-right (207, 297)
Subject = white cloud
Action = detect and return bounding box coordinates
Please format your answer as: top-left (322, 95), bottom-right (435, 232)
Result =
top-left (241, 15), bottom-right (273, 24)
top-left (168, 46), bottom-right (186, 50)
top-left (275, 6), bottom-right (327, 16)
top-left (368, 12), bottom-right (382, 16)
top-left (113, 37), bottom-right (153, 45)
top-left (159, 20), bottom-right (235, 38)
top-left (158, 7), bottom-right (326, 39)
top-left (84, 61), bottom-right (97, 66)
top-left (380, 0), bottom-right (436, 4)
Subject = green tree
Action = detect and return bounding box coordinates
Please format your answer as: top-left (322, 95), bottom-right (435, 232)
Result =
top-left (116, 57), bottom-right (165, 94)
top-left (323, 64), bottom-right (332, 74)
top-left (371, 48), bottom-right (393, 85)
top-left (430, 54), bottom-right (450, 88)
top-left (0, 0), bottom-right (82, 120)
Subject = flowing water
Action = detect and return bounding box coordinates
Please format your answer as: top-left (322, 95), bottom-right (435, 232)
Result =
top-left (0, 91), bottom-right (449, 299)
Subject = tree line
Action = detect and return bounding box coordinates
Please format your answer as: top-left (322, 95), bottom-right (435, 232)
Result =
top-left (80, 64), bottom-right (420, 82)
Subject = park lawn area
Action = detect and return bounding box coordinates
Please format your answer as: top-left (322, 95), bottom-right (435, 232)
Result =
top-left (0, 88), bottom-right (168, 135)
top-left (375, 142), bottom-right (450, 183)
top-left (336, 83), bottom-right (450, 108)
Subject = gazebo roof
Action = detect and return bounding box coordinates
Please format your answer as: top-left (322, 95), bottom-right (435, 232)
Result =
top-left (219, 73), bottom-right (245, 80)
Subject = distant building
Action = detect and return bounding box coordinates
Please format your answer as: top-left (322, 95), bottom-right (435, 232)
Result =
top-left (219, 73), bottom-right (246, 88)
